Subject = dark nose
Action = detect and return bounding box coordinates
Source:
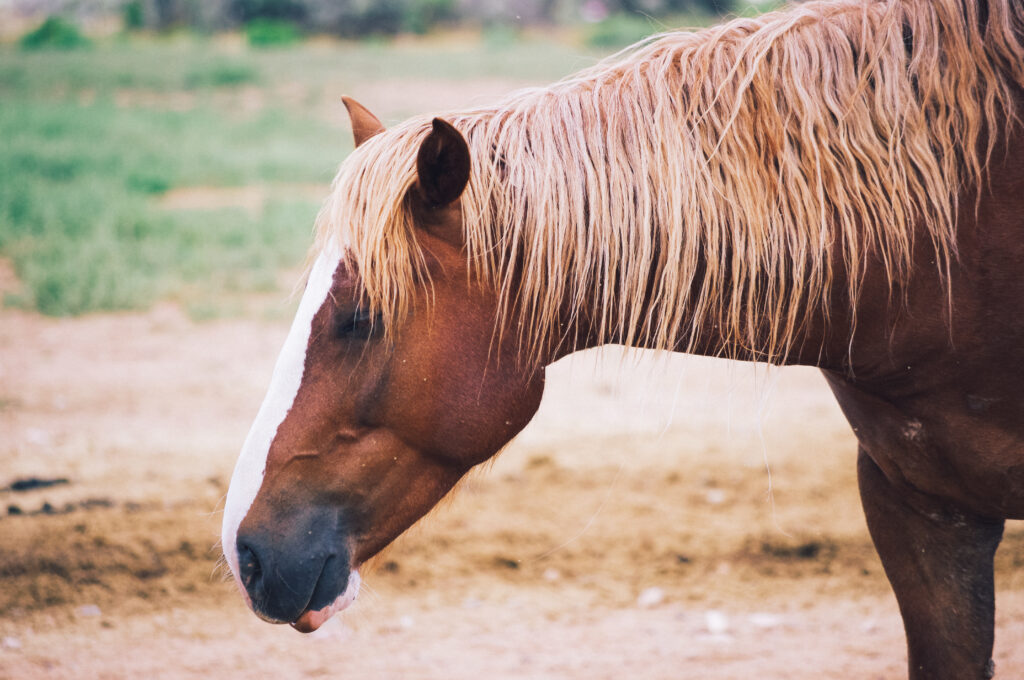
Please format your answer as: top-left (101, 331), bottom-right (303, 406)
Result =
top-left (234, 510), bottom-right (350, 623)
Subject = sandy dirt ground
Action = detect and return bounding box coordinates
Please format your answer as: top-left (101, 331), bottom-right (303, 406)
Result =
top-left (4, 293), bottom-right (1024, 679)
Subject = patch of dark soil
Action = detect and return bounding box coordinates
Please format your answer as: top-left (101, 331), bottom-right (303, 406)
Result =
top-left (760, 538), bottom-right (834, 561)
top-left (6, 497), bottom-right (116, 517)
top-left (0, 500), bottom-right (226, 617)
top-left (2, 477), bottom-right (69, 492)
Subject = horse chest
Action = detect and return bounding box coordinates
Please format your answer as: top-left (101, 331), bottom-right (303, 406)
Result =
top-left (824, 370), bottom-right (1024, 518)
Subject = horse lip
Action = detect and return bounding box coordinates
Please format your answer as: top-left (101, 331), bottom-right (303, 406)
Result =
top-left (290, 611), bottom-right (323, 633)
top-left (289, 569), bottom-right (361, 633)
top-left (253, 610), bottom-right (290, 625)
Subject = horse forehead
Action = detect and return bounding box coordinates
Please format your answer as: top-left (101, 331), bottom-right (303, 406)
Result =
top-left (249, 246), bottom-right (344, 446)
top-left (243, 247), bottom-right (347, 470)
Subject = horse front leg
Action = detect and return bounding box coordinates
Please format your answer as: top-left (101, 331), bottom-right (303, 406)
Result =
top-left (857, 448), bottom-right (1004, 679)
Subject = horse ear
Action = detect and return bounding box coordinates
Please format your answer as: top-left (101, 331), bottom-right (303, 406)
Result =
top-left (416, 118), bottom-right (470, 208)
top-left (341, 96), bottom-right (384, 148)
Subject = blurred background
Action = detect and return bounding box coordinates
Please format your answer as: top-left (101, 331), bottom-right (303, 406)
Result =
top-left (3, 1), bottom-right (1024, 678)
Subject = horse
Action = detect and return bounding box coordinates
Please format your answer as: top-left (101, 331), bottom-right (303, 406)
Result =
top-left (220, 0), bottom-right (1024, 677)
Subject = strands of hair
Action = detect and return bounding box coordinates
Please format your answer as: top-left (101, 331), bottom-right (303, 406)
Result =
top-left (316, 0), bottom-right (1024, 365)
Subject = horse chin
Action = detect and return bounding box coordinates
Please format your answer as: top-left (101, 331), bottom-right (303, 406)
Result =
top-left (289, 569), bottom-right (361, 634)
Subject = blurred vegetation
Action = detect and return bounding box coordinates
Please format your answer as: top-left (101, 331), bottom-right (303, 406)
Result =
top-left (0, 42), bottom-right (344, 316)
top-left (583, 2), bottom-right (779, 47)
top-left (244, 18), bottom-right (303, 46)
top-left (584, 12), bottom-right (684, 47)
top-left (19, 15), bottom-right (91, 50)
top-left (0, 101), bottom-right (335, 315)
top-left (16, 0), bottom-right (743, 37)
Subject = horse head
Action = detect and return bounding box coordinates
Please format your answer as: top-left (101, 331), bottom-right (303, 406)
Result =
top-left (220, 98), bottom-right (545, 632)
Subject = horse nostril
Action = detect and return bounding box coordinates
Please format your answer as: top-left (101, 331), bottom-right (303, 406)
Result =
top-left (236, 541), bottom-right (263, 593)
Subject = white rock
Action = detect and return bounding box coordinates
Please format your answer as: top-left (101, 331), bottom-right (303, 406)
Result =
top-left (705, 610), bottom-right (729, 635)
top-left (1, 636), bottom-right (21, 650)
top-left (636, 586), bottom-right (665, 608)
top-left (542, 568), bottom-right (561, 582)
top-left (76, 604), bottom-right (101, 618)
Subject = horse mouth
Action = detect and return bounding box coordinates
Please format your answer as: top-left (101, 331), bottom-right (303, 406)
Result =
top-left (290, 569), bottom-right (362, 633)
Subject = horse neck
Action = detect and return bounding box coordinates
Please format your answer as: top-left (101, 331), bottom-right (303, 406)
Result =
top-left (543, 239), bottom-right (867, 371)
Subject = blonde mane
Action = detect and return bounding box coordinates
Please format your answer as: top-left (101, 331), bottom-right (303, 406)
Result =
top-left (316, 0), bottom-right (1024, 363)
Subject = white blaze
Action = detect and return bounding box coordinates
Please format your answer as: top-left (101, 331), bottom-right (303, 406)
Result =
top-left (221, 246), bottom-right (341, 590)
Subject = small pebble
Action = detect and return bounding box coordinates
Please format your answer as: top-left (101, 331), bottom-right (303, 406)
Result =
top-left (77, 604), bottom-right (102, 618)
top-left (705, 610), bottom-right (729, 635)
top-left (636, 586), bottom-right (665, 608)
top-left (1, 636), bottom-right (21, 650)
top-left (542, 568), bottom-right (561, 582)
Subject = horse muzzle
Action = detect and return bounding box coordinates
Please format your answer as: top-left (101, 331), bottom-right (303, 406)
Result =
top-left (233, 506), bottom-right (359, 630)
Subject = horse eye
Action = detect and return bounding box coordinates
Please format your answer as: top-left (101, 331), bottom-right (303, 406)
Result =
top-left (334, 306), bottom-right (379, 340)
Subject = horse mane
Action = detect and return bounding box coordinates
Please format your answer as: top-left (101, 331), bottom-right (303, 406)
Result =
top-left (316, 0), bottom-right (1024, 363)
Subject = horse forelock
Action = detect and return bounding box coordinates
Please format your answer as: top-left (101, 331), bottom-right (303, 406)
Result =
top-left (315, 0), bottom-right (1024, 364)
